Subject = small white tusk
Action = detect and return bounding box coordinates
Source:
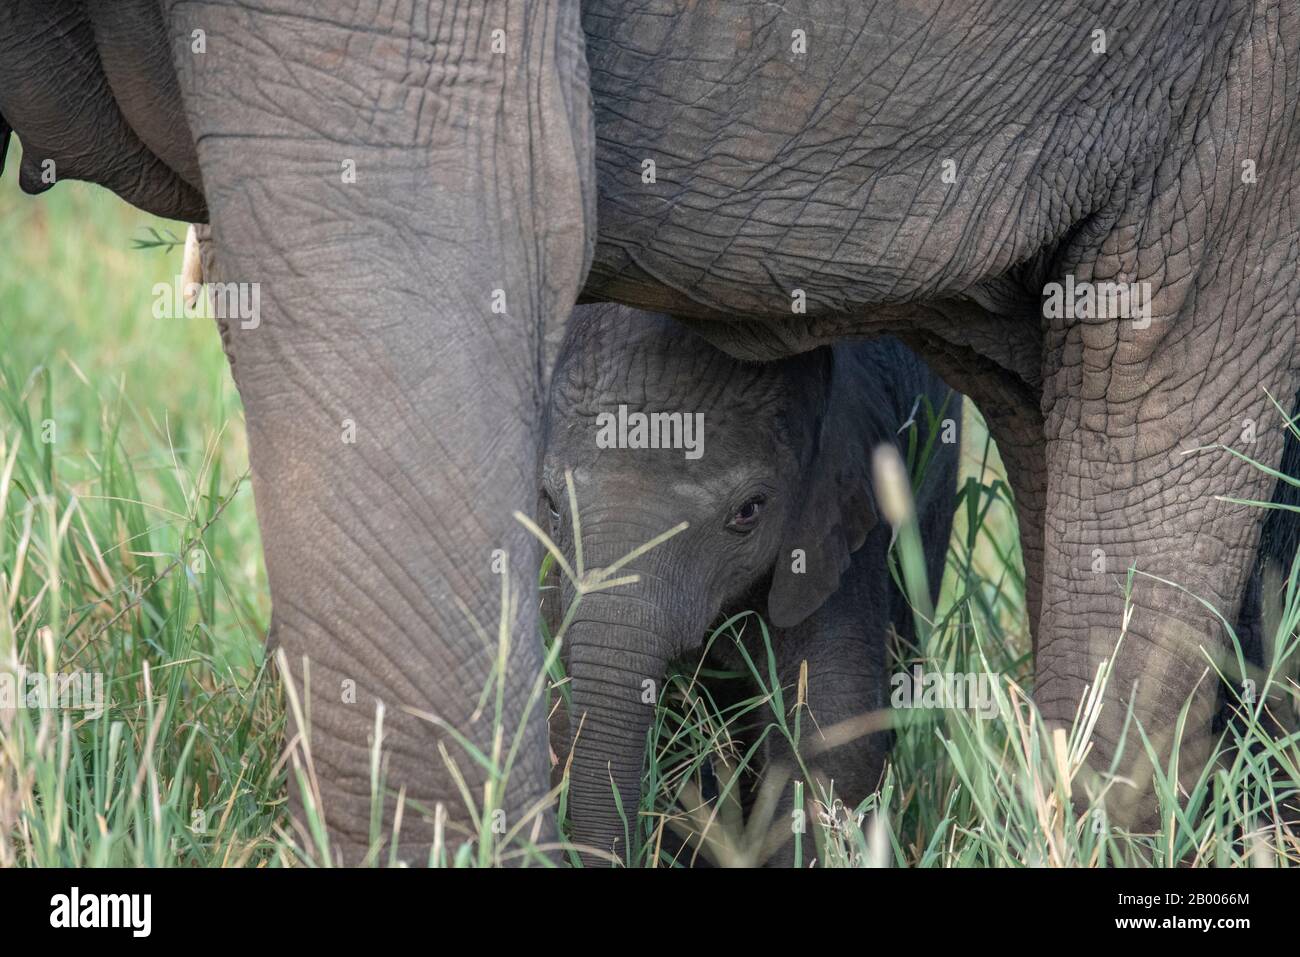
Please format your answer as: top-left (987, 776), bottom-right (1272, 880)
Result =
top-left (181, 223), bottom-right (203, 309)
top-left (872, 444), bottom-right (915, 529)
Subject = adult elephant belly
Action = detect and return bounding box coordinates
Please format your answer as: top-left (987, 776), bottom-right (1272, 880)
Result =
top-left (578, 0), bottom-right (1119, 320)
top-left (578, 0), bottom-right (1300, 827)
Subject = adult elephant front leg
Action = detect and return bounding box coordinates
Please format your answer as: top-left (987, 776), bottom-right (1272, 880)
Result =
top-left (169, 1), bottom-right (594, 863)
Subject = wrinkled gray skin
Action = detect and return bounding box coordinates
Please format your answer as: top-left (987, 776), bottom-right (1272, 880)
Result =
top-left (543, 303), bottom-right (959, 864)
top-left (2, 0), bottom-right (1297, 859)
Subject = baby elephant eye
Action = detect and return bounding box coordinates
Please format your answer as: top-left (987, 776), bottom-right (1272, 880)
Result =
top-left (544, 492), bottom-right (561, 525)
top-left (727, 496), bottom-right (765, 532)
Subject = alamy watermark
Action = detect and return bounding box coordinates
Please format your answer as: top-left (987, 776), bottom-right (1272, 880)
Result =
top-left (890, 666), bottom-right (997, 720)
top-left (595, 405), bottom-right (704, 460)
top-left (0, 669), bottom-right (105, 718)
top-left (152, 275), bottom-right (261, 329)
top-left (1042, 275), bottom-right (1153, 328)
top-left (50, 887), bottom-right (150, 937)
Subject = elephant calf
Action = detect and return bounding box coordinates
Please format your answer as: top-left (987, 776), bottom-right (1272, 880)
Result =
top-left (542, 303), bottom-right (961, 865)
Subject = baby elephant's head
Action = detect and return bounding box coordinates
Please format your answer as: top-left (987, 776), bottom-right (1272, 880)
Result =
top-left (543, 304), bottom-right (880, 864)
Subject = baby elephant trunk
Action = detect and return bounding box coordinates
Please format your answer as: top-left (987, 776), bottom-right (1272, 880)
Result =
top-left (565, 589), bottom-right (671, 866)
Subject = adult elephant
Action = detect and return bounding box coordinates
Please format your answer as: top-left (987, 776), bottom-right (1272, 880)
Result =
top-left (1, 0), bottom-right (592, 863)
top-left (1, 0), bottom-right (1296, 858)
top-left (578, 0), bottom-right (1300, 832)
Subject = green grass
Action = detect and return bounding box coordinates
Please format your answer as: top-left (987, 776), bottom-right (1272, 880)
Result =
top-left (2, 165), bottom-right (1298, 867)
top-left (0, 156), bottom-right (281, 865)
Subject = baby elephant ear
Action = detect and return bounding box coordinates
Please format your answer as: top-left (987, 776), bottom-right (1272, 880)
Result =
top-left (766, 402), bottom-right (879, 630)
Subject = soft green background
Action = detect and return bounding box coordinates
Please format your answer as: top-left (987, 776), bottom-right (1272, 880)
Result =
top-left (0, 147), bottom-right (267, 665)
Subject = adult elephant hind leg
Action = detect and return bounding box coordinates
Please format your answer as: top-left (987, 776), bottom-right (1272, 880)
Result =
top-left (170, 0), bottom-right (594, 863)
top-left (1034, 350), bottom-right (1295, 831)
top-left (1032, 10), bottom-right (1300, 825)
